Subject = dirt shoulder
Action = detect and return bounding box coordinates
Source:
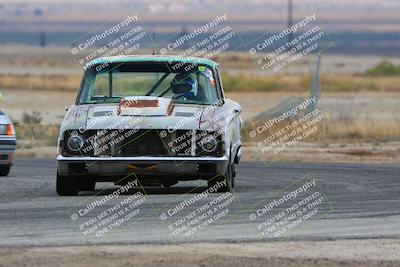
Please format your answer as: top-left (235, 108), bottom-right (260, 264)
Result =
top-left (241, 141), bottom-right (400, 164)
top-left (1, 239), bottom-right (399, 267)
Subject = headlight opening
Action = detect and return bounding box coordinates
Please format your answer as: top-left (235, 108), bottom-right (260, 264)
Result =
top-left (200, 135), bottom-right (218, 153)
top-left (67, 134), bottom-right (84, 152)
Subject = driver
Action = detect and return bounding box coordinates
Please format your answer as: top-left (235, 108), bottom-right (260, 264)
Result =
top-left (171, 73), bottom-right (198, 101)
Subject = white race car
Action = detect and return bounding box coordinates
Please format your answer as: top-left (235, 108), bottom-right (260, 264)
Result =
top-left (0, 110), bottom-right (16, 176)
top-left (56, 56), bottom-right (242, 195)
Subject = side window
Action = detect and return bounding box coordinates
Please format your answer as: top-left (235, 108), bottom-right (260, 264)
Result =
top-left (197, 73), bottom-right (208, 101)
top-left (197, 71), bottom-right (216, 102)
top-left (92, 72), bottom-right (109, 97)
top-left (215, 66), bottom-right (225, 100)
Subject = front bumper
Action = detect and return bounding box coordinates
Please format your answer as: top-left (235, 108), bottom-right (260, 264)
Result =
top-left (57, 155), bottom-right (228, 181)
top-left (0, 138), bottom-right (16, 165)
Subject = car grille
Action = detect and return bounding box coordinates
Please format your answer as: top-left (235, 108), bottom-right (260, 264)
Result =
top-left (63, 129), bottom-right (223, 157)
top-left (119, 130), bottom-right (169, 156)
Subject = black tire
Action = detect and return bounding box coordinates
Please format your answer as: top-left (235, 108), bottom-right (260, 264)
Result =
top-left (208, 160), bottom-right (234, 193)
top-left (79, 177), bottom-right (96, 191)
top-left (231, 163), bottom-right (236, 189)
top-left (162, 182), bottom-right (173, 188)
top-left (162, 180), bottom-right (178, 188)
top-left (56, 171), bottom-right (79, 196)
top-left (0, 166), bottom-right (10, 176)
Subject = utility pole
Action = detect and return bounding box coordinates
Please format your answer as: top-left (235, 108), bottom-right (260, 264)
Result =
top-left (287, 0), bottom-right (293, 47)
top-left (309, 54), bottom-right (321, 112)
top-left (152, 31), bottom-right (156, 55)
top-left (39, 31), bottom-right (46, 47)
top-left (152, 15), bottom-right (156, 55)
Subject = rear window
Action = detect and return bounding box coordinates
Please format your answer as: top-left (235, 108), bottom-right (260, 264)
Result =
top-left (0, 125), bottom-right (8, 135)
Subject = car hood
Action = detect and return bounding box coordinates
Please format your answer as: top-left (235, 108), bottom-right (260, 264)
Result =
top-left (61, 101), bottom-right (223, 133)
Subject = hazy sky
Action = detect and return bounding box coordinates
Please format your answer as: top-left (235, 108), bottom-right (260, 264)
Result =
top-left (2, 0), bottom-right (400, 16)
top-left (1, 0), bottom-right (399, 32)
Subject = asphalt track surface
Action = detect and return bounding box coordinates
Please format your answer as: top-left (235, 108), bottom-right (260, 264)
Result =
top-left (0, 158), bottom-right (398, 247)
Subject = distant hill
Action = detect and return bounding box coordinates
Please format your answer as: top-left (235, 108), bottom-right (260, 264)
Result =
top-left (0, 0), bottom-right (399, 55)
top-left (0, 30), bottom-right (398, 56)
top-left (0, 0), bottom-right (399, 32)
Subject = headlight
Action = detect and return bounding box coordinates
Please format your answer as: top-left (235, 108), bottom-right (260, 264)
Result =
top-left (67, 134), bottom-right (84, 152)
top-left (200, 135), bottom-right (218, 153)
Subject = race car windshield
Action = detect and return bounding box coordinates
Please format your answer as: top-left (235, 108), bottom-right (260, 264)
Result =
top-left (78, 62), bottom-right (219, 105)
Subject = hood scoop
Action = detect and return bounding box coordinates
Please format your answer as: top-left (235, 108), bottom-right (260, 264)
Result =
top-left (92, 111), bottom-right (112, 117)
top-left (175, 112), bottom-right (195, 117)
top-left (118, 96), bottom-right (173, 116)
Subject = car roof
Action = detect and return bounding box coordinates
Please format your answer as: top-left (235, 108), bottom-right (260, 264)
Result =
top-left (0, 111), bottom-right (10, 124)
top-left (87, 55), bottom-right (218, 69)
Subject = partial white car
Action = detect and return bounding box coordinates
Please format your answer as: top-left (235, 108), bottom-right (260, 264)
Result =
top-left (56, 56), bottom-right (242, 196)
top-left (0, 110), bottom-right (16, 176)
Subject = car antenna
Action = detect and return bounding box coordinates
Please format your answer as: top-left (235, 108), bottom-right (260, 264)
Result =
top-left (152, 32), bottom-right (156, 55)
top-left (152, 19), bottom-right (157, 55)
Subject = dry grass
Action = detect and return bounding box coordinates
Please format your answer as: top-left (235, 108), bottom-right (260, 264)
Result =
top-left (0, 74), bottom-right (80, 91)
top-left (222, 74), bottom-right (400, 93)
top-left (316, 119), bottom-right (400, 141)
top-left (243, 112), bottom-right (400, 143)
top-left (242, 141), bottom-right (400, 164)
top-left (319, 75), bottom-right (400, 92)
top-left (15, 124), bottom-right (59, 147)
top-left (2, 74), bottom-right (399, 93)
top-left (2, 239), bottom-right (400, 267)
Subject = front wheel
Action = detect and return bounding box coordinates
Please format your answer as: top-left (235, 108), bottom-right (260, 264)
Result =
top-left (79, 177), bottom-right (96, 191)
top-left (0, 165), bottom-right (10, 176)
top-left (56, 172), bottom-right (79, 196)
top-left (208, 161), bottom-right (234, 192)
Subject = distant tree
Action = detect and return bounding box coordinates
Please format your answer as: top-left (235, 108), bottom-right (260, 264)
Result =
top-left (34, 7), bottom-right (43, 16)
top-left (365, 60), bottom-right (400, 76)
top-left (22, 111), bottom-right (42, 124)
top-left (40, 31), bottom-right (46, 47)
